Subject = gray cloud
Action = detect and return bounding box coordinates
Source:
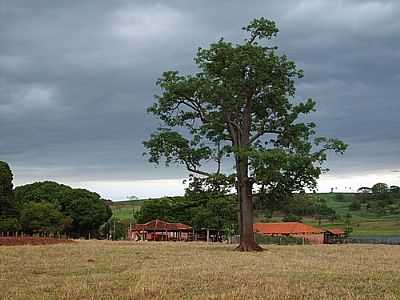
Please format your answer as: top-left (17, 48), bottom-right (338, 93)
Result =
top-left (1, 0), bottom-right (399, 189)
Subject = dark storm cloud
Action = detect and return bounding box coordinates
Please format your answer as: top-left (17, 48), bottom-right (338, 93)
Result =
top-left (1, 0), bottom-right (399, 186)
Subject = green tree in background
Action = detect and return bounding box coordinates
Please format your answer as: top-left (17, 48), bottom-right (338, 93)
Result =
top-left (0, 217), bottom-right (21, 232)
top-left (390, 185), bottom-right (400, 193)
top-left (282, 214), bottom-right (302, 222)
top-left (349, 199), bottom-right (361, 211)
top-left (135, 197), bottom-right (185, 224)
top-left (0, 161), bottom-right (16, 216)
top-left (185, 175), bottom-right (237, 232)
top-left (15, 181), bottom-right (112, 237)
top-left (100, 216), bottom-right (129, 240)
top-left (52, 188), bottom-right (112, 238)
top-left (371, 183), bottom-right (389, 194)
top-left (135, 192), bottom-right (237, 234)
top-left (20, 202), bottom-right (65, 234)
top-left (144, 18), bottom-right (346, 251)
top-left (0, 161), bottom-right (20, 232)
top-left (15, 181), bottom-right (71, 207)
top-left (357, 187), bottom-right (372, 193)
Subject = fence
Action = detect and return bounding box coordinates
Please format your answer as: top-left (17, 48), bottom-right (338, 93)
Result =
top-left (348, 236), bottom-right (400, 245)
top-left (0, 232), bottom-right (70, 239)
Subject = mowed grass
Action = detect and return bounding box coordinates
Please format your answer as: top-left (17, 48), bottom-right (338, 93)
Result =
top-left (1, 241), bottom-right (400, 299)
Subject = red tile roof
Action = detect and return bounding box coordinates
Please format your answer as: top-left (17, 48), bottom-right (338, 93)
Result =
top-left (253, 222), bottom-right (325, 235)
top-left (132, 219), bottom-right (192, 231)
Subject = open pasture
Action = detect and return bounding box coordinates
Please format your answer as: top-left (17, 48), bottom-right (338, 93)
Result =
top-left (0, 241), bottom-right (399, 299)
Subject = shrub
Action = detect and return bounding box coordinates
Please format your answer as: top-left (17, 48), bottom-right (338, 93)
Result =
top-left (0, 217), bottom-right (21, 232)
top-left (335, 193), bottom-right (346, 202)
top-left (282, 214), bottom-right (302, 222)
top-left (349, 200), bottom-right (361, 211)
top-left (20, 202), bottom-right (65, 234)
top-left (255, 233), bottom-right (309, 245)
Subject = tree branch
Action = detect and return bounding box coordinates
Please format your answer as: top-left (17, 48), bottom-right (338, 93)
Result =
top-left (176, 93), bottom-right (208, 123)
top-left (185, 162), bottom-right (212, 177)
top-left (248, 129), bottom-right (281, 145)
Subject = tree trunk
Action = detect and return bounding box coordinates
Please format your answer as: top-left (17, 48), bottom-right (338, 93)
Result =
top-left (229, 96), bottom-right (262, 251)
top-left (235, 159), bottom-right (263, 252)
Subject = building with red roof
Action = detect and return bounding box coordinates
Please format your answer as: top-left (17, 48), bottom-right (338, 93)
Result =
top-left (128, 219), bottom-right (193, 241)
top-left (253, 222), bottom-right (326, 244)
top-left (323, 228), bottom-right (346, 244)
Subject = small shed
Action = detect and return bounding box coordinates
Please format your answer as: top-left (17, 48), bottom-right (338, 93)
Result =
top-left (253, 222), bottom-right (325, 244)
top-left (128, 219), bottom-right (193, 241)
top-left (323, 228), bottom-right (346, 244)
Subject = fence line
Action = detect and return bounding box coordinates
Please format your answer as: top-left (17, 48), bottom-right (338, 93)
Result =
top-left (348, 236), bottom-right (400, 245)
top-left (0, 232), bottom-right (70, 239)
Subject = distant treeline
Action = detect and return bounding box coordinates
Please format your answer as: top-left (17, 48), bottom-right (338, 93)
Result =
top-left (0, 161), bottom-right (111, 238)
top-left (134, 194), bottom-right (238, 232)
top-left (350, 183), bottom-right (400, 214)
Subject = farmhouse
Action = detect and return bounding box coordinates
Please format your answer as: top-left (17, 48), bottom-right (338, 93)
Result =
top-left (128, 219), bottom-right (193, 241)
top-left (323, 228), bottom-right (346, 244)
top-left (253, 222), bottom-right (325, 244)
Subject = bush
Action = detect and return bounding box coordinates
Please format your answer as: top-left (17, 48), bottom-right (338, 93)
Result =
top-left (0, 161), bottom-right (16, 216)
top-left (349, 200), bottom-right (361, 211)
top-left (282, 214), bottom-right (302, 222)
top-left (15, 182), bottom-right (112, 237)
top-left (20, 202), bottom-right (66, 234)
top-left (255, 233), bottom-right (309, 245)
top-left (335, 193), bottom-right (346, 202)
top-left (262, 210), bottom-right (273, 222)
top-left (0, 217), bottom-right (21, 232)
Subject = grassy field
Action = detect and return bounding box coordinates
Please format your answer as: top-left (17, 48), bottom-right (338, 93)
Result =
top-left (305, 193), bottom-right (400, 236)
top-left (111, 200), bottom-right (144, 220)
top-left (1, 241), bottom-right (400, 299)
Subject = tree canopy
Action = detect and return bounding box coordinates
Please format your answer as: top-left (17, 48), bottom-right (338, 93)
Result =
top-left (19, 202), bottom-right (67, 234)
top-left (143, 18), bottom-right (347, 251)
top-left (15, 181), bottom-right (71, 206)
top-left (135, 194), bottom-right (237, 233)
top-left (15, 181), bottom-right (112, 237)
top-left (0, 161), bottom-right (15, 216)
top-left (371, 183), bottom-right (389, 194)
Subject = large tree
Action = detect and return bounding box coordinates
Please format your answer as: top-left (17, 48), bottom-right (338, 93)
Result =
top-left (144, 18), bottom-right (346, 251)
top-left (371, 182), bottom-right (389, 194)
top-left (0, 161), bottom-right (15, 216)
top-left (20, 202), bottom-right (66, 234)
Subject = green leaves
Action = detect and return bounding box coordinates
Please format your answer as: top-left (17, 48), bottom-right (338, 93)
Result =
top-left (136, 194), bottom-right (237, 232)
top-left (20, 202), bottom-right (65, 234)
top-left (250, 147), bottom-right (320, 194)
top-left (143, 129), bottom-right (213, 175)
top-left (144, 17), bottom-right (347, 197)
top-left (15, 181), bottom-right (112, 236)
top-left (242, 17), bottom-right (279, 44)
top-left (0, 161), bottom-right (15, 216)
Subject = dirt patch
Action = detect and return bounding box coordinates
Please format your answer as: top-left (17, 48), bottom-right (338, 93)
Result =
top-left (0, 237), bottom-right (75, 246)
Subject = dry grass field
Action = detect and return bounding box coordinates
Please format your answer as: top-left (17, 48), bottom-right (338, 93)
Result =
top-left (0, 241), bottom-right (399, 300)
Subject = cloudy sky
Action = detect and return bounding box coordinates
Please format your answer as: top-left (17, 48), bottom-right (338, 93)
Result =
top-left (1, 0), bottom-right (399, 200)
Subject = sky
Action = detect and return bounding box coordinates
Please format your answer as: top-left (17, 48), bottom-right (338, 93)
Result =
top-left (1, 0), bottom-right (399, 200)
